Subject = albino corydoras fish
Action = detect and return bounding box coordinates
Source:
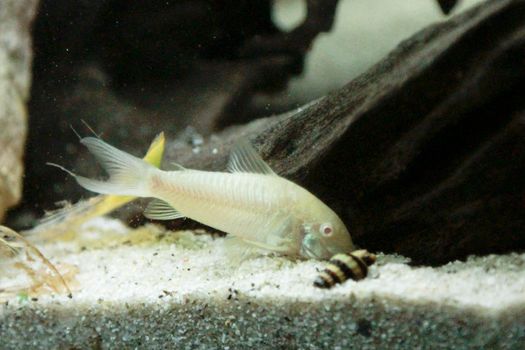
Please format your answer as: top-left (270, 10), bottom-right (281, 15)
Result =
top-left (57, 137), bottom-right (354, 259)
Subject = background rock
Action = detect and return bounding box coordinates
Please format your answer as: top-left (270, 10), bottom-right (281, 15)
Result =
top-left (0, 0), bottom-right (39, 221)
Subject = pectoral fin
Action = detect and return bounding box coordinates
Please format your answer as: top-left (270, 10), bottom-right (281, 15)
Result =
top-left (242, 214), bottom-right (295, 253)
top-left (144, 199), bottom-right (185, 220)
top-left (220, 235), bottom-right (290, 264)
top-left (241, 238), bottom-right (293, 253)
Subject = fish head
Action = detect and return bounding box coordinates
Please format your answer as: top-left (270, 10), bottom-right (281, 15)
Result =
top-left (299, 213), bottom-right (354, 260)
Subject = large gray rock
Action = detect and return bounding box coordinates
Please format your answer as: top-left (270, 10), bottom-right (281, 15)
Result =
top-left (0, 0), bottom-right (39, 220)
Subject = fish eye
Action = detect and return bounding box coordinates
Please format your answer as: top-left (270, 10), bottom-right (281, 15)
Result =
top-left (320, 223), bottom-right (333, 237)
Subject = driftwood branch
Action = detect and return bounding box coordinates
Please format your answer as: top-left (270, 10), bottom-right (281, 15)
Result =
top-left (157, 0), bottom-right (525, 264)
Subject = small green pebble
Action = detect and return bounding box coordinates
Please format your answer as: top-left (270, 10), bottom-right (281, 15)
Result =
top-left (17, 292), bottom-right (29, 303)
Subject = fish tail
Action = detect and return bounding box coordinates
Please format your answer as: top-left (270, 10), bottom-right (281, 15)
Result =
top-left (50, 137), bottom-right (157, 197)
top-left (77, 137), bottom-right (157, 196)
top-left (34, 133), bottom-right (165, 238)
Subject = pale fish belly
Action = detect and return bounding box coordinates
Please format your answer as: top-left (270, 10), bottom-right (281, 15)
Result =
top-left (150, 170), bottom-right (300, 246)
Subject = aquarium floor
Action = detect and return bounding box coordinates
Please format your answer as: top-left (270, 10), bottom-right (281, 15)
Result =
top-left (1, 218), bottom-right (524, 349)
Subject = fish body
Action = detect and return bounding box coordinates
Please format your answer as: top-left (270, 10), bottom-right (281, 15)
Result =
top-left (313, 249), bottom-right (377, 288)
top-left (66, 137), bottom-right (354, 259)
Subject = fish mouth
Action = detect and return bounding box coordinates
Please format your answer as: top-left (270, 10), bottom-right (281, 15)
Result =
top-left (300, 242), bottom-right (323, 260)
top-left (300, 232), bottom-right (334, 260)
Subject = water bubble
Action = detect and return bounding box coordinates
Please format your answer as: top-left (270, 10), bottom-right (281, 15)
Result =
top-left (181, 126), bottom-right (205, 154)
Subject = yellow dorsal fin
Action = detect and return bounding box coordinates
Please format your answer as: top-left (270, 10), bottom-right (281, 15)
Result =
top-left (143, 132), bottom-right (165, 167)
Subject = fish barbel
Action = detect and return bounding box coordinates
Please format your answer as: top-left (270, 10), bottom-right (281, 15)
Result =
top-left (56, 137), bottom-right (354, 259)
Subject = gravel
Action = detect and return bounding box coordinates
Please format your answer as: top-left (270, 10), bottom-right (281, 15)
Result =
top-left (1, 218), bottom-right (524, 349)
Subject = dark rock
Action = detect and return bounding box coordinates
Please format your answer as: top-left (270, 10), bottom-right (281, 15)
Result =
top-left (241, 0), bottom-right (339, 62)
top-left (436, 0), bottom-right (460, 15)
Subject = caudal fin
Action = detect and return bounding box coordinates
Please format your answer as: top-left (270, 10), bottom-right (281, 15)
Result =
top-left (50, 137), bottom-right (155, 197)
top-left (78, 137), bottom-right (156, 196)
